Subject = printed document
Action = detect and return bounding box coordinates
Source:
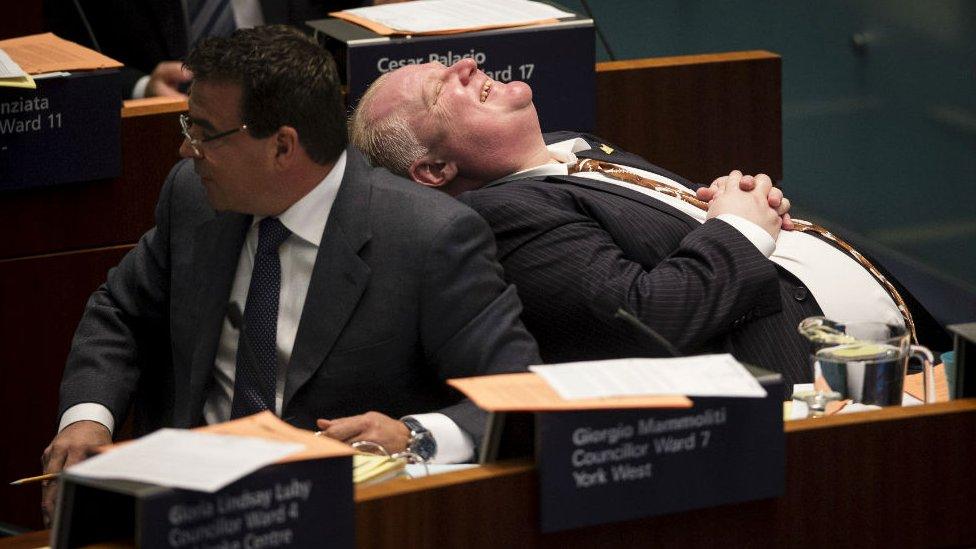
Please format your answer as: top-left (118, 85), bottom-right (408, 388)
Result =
top-left (336, 0), bottom-right (573, 34)
top-left (67, 428), bottom-right (303, 493)
top-left (530, 354), bottom-right (767, 400)
top-left (0, 48), bottom-right (35, 89)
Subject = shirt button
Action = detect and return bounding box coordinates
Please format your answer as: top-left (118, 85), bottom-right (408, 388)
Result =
top-left (793, 286), bottom-right (808, 302)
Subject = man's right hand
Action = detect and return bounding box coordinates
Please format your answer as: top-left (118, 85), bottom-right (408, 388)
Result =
top-left (146, 61), bottom-right (193, 98)
top-left (705, 170), bottom-right (783, 240)
top-left (40, 421), bottom-right (111, 526)
top-left (699, 172), bottom-right (793, 231)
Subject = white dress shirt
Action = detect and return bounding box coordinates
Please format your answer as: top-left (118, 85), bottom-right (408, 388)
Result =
top-left (61, 151), bottom-right (473, 463)
top-left (495, 138), bottom-right (904, 328)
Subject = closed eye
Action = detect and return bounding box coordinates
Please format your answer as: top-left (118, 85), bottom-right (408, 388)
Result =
top-left (430, 81), bottom-right (443, 108)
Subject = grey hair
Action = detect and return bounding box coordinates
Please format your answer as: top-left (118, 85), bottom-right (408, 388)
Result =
top-left (349, 72), bottom-right (428, 177)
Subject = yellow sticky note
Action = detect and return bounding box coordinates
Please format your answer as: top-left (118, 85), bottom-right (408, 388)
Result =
top-left (0, 74), bottom-right (36, 89)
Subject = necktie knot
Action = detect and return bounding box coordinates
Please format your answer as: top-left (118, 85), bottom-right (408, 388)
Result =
top-left (256, 217), bottom-right (291, 256)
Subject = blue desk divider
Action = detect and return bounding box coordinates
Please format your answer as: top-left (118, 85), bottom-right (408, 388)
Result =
top-left (0, 69), bottom-right (122, 191)
top-left (536, 373), bottom-right (785, 533)
top-left (54, 456), bottom-right (354, 548)
top-left (308, 16), bottom-right (595, 133)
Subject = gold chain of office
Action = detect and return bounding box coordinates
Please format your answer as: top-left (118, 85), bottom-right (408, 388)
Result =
top-left (569, 158), bottom-right (918, 344)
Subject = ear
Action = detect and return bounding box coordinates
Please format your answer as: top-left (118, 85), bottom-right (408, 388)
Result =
top-left (271, 126), bottom-right (300, 168)
top-left (408, 155), bottom-right (458, 188)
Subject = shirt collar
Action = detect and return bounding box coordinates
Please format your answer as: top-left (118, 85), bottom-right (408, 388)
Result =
top-left (490, 138), bottom-right (592, 184)
top-left (252, 150), bottom-right (347, 247)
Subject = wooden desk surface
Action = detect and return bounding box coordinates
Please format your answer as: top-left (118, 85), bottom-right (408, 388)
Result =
top-left (5, 400), bottom-right (971, 548)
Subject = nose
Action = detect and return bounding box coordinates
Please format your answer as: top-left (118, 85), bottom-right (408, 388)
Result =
top-left (178, 137), bottom-right (198, 159)
top-left (449, 58), bottom-right (478, 85)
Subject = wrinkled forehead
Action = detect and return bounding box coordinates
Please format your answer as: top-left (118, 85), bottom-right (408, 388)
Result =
top-left (367, 63), bottom-right (433, 122)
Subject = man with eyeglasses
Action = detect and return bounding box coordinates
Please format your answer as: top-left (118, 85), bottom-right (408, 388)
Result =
top-left (40, 26), bottom-right (539, 523)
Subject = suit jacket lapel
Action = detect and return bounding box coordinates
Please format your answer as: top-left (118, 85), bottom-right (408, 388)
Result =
top-left (534, 174), bottom-right (701, 232)
top-left (284, 149), bottom-right (373, 409)
top-left (182, 211), bottom-right (250, 425)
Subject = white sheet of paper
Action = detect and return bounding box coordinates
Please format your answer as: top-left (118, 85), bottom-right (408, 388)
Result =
top-left (342, 0), bottom-right (573, 34)
top-left (789, 383), bottom-right (813, 419)
top-left (0, 49), bottom-right (27, 78)
top-left (530, 354), bottom-right (767, 400)
top-left (405, 463), bottom-right (478, 478)
top-left (67, 429), bottom-right (303, 493)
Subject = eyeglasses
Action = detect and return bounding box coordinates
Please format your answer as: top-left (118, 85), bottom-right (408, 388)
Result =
top-left (179, 113), bottom-right (248, 156)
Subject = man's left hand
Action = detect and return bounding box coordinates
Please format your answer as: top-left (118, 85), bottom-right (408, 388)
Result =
top-left (316, 412), bottom-right (411, 453)
top-left (698, 173), bottom-right (793, 230)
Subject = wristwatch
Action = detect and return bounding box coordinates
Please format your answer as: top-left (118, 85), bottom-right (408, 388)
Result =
top-left (401, 417), bottom-right (437, 462)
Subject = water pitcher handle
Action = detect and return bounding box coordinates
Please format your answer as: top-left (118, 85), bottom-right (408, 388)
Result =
top-left (910, 345), bottom-right (936, 404)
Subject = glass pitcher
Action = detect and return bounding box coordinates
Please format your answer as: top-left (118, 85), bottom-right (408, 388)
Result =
top-left (798, 316), bottom-right (934, 408)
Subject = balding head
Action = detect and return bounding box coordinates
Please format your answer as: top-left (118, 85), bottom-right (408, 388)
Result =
top-left (350, 60), bottom-right (551, 195)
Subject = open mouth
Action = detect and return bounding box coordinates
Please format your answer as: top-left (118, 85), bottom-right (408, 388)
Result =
top-left (480, 78), bottom-right (492, 103)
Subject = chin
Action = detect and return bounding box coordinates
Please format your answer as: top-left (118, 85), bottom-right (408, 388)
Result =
top-left (507, 81), bottom-right (533, 106)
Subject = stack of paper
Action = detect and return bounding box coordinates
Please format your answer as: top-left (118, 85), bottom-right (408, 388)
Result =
top-left (530, 354), bottom-right (767, 400)
top-left (0, 49), bottom-right (34, 89)
top-left (0, 33), bottom-right (122, 75)
top-left (67, 412), bottom-right (355, 492)
top-left (67, 429), bottom-right (304, 493)
top-left (353, 454), bottom-right (405, 485)
top-left (331, 0), bottom-right (575, 36)
top-left (449, 354), bottom-right (766, 413)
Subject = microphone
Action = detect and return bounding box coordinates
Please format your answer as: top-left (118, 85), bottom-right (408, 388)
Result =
top-left (600, 297), bottom-right (682, 357)
top-left (578, 0), bottom-right (617, 61)
top-left (71, 0), bottom-right (103, 53)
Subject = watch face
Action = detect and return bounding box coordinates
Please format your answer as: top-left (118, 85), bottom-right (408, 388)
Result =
top-left (412, 432), bottom-right (437, 462)
top-left (404, 419), bottom-right (437, 461)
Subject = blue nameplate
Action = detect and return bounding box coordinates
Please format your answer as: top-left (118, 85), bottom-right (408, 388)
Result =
top-left (537, 376), bottom-right (784, 533)
top-left (309, 18), bottom-right (595, 133)
top-left (56, 457), bottom-right (353, 548)
top-left (0, 69), bottom-right (122, 191)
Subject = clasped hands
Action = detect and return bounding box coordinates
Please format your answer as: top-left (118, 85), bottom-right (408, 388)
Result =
top-left (697, 170), bottom-right (793, 239)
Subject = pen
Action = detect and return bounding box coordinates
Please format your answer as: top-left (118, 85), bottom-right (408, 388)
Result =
top-left (10, 472), bottom-right (59, 485)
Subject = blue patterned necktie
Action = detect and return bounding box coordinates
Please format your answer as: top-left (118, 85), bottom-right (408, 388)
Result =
top-left (186, 0), bottom-right (236, 48)
top-left (230, 217), bottom-right (291, 419)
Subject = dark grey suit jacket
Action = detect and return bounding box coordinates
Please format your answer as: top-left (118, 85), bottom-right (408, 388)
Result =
top-left (58, 147), bottom-right (539, 446)
top-left (459, 132), bottom-right (927, 391)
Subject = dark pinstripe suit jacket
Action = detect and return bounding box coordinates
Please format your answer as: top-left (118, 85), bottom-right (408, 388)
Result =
top-left (456, 132), bottom-right (853, 390)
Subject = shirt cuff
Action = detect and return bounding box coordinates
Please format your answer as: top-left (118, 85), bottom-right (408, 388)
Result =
top-left (716, 214), bottom-right (776, 257)
top-left (59, 403), bottom-right (115, 435)
top-left (132, 75), bottom-right (151, 99)
top-left (403, 413), bottom-right (475, 464)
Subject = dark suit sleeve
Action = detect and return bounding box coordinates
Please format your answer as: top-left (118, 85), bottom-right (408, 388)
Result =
top-left (419, 207), bottom-right (540, 440)
top-left (460, 183), bottom-right (781, 358)
top-left (57, 167), bottom-right (176, 426)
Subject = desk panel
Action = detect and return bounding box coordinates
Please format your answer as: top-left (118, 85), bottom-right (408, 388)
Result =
top-left (0, 246), bottom-right (132, 531)
top-left (355, 401), bottom-right (976, 548)
top-left (0, 99), bottom-right (184, 260)
top-left (3, 402), bottom-right (970, 547)
top-left (596, 51), bottom-right (782, 186)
